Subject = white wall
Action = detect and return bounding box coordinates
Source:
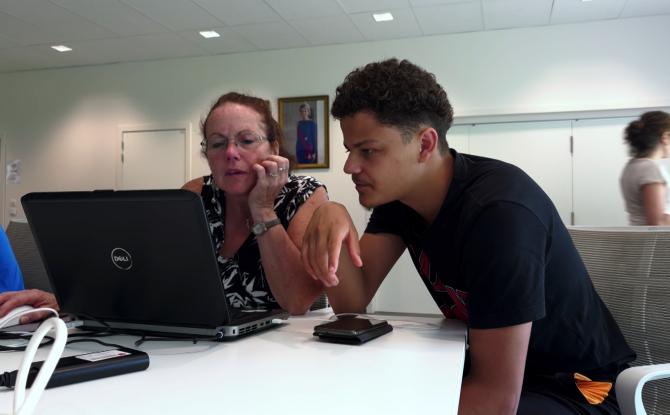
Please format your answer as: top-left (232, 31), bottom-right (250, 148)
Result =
top-left (1, 14), bottom-right (670, 313)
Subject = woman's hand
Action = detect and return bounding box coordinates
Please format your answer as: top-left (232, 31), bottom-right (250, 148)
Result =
top-left (248, 155), bottom-right (290, 221)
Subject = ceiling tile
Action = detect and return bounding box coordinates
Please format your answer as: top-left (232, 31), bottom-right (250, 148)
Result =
top-left (121, 0), bottom-right (224, 31)
top-left (0, 32), bottom-right (19, 50)
top-left (338, 0), bottom-right (410, 14)
top-left (0, 11), bottom-right (53, 46)
top-left (349, 8), bottom-right (421, 40)
top-left (51, 0), bottom-right (168, 36)
top-left (290, 15), bottom-right (364, 45)
top-left (194, 0), bottom-right (281, 26)
top-left (176, 27), bottom-right (258, 54)
top-left (0, 0), bottom-right (114, 43)
top-left (551, 0), bottom-right (627, 24)
top-left (268, 0), bottom-right (344, 19)
top-left (413, 2), bottom-right (483, 35)
top-left (620, 0), bottom-right (670, 18)
top-left (232, 21), bottom-right (309, 49)
top-left (483, 0), bottom-right (552, 30)
top-left (114, 33), bottom-right (209, 60)
top-left (0, 45), bottom-right (61, 72)
top-left (57, 33), bottom-right (208, 66)
top-left (410, 0), bottom-right (479, 6)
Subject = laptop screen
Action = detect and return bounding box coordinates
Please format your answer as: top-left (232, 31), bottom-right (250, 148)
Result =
top-left (22, 189), bottom-right (232, 329)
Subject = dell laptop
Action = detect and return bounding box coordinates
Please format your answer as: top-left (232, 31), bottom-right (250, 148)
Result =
top-left (21, 189), bottom-right (288, 340)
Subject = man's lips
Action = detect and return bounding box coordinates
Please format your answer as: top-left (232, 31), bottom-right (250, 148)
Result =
top-left (353, 179), bottom-right (370, 190)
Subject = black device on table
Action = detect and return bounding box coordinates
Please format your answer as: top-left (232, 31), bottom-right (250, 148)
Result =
top-left (313, 316), bottom-right (392, 344)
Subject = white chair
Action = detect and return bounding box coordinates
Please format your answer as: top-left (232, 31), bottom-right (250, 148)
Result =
top-left (5, 219), bottom-right (52, 292)
top-left (568, 226), bottom-right (670, 415)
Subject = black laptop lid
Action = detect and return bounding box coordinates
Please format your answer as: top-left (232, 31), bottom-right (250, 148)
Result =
top-left (21, 189), bottom-right (231, 328)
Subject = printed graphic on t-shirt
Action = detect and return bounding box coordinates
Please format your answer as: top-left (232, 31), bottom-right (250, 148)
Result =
top-left (415, 248), bottom-right (469, 322)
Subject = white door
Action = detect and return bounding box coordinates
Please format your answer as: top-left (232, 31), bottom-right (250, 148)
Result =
top-left (119, 129), bottom-right (188, 190)
top-left (572, 117), bottom-right (633, 226)
top-left (468, 121), bottom-right (573, 224)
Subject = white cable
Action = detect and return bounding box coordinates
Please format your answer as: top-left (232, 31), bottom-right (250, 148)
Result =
top-left (0, 308), bottom-right (67, 415)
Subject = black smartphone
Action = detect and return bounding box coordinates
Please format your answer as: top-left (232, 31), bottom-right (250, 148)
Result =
top-left (313, 317), bottom-right (393, 344)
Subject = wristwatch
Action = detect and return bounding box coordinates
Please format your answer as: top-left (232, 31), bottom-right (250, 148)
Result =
top-left (251, 218), bottom-right (281, 236)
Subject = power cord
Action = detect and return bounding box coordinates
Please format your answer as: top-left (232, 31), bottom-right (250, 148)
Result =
top-left (0, 308), bottom-right (67, 415)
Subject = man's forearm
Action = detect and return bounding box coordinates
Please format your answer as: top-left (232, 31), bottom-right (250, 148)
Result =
top-left (325, 249), bottom-right (371, 314)
top-left (458, 376), bottom-right (520, 415)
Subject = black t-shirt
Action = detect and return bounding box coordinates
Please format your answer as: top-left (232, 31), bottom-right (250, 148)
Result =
top-left (366, 150), bottom-right (635, 378)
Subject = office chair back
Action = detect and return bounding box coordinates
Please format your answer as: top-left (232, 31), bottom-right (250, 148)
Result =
top-left (5, 219), bottom-right (52, 292)
top-left (568, 226), bottom-right (670, 415)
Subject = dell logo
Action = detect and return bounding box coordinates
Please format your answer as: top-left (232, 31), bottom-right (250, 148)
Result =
top-left (111, 247), bottom-right (133, 270)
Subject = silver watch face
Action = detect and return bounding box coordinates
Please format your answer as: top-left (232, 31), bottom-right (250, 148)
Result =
top-left (251, 218), bottom-right (280, 235)
top-left (251, 222), bottom-right (266, 235)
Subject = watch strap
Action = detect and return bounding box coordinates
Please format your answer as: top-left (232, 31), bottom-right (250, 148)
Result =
top-left (251, 217), bottom-right (281, 236)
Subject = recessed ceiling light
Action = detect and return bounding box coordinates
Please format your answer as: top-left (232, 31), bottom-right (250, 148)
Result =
top-left (199, 30), bottom-right (220, 39)
top-left (581, 0), bottom-right (593, 2)
top-left (51, 45), bottom-right (72, 52)
top-left (373, 12), bottom-right (394, 22)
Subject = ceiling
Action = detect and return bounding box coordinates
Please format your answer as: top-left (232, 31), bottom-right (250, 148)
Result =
top-left (1, 0), bottom-right (669, 74)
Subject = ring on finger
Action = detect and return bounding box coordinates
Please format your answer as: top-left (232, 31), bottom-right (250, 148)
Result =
top-left (268, 172), bottom-right (278, 177)
top-left (278, 167), bottom-right (286, 173)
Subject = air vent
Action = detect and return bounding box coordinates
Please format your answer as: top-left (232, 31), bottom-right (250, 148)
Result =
top-left (239, 324), bottom-right (258, 335)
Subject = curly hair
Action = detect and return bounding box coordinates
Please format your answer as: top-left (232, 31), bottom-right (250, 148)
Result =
top-left (624, 111), bottom-right (670, 157)
top-left (200, 92), bottom-right (294, 167)
top-left (331, 58), bottom-right (454, 154)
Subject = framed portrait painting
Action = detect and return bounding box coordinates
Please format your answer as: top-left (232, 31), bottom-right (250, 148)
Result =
top-left (278, 95), bottom-right (329, 169)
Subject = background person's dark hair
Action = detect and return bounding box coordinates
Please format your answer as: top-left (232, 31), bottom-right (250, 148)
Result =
top-left (200, 92), bottom-right (295, 168)
top-left (624, 111), bottom-right (670, 158)
top-left (331, 58), bottom-right (454, 154)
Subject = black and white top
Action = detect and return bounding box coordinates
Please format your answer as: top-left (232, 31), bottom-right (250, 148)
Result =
top-left (200, 174), bottom-right (324, 310)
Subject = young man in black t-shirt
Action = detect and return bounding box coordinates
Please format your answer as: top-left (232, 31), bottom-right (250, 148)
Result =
top-left (301, 58), bottom-right (635, 415)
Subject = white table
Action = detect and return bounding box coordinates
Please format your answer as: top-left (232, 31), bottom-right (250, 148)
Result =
top-left (0, 310), bottom-right (466, 414)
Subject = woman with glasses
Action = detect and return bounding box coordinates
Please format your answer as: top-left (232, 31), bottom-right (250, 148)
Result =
top-left (0, 92), bottom-right (328, 323)
top-left (182, 92), bottom-right (328, 314)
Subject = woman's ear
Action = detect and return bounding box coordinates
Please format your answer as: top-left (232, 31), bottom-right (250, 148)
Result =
top-left (271, 140), bottom-right (280, 155)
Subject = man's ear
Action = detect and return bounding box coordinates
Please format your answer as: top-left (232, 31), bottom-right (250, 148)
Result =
top-left (418, 128), bottom-right (439, 162)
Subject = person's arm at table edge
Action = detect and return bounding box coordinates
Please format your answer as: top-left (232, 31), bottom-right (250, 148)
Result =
top-left (458, 322), bottom-right (532, 415)
top-left (326, 232), bottom-right (405, 314)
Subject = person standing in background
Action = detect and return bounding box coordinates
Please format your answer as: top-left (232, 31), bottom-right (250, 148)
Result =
top-left (0, 228), bottom-right (24, 293)
top-left (620, 111), bottom-right (670, 225)
top-left (296, 103), bottom-right (317, 164)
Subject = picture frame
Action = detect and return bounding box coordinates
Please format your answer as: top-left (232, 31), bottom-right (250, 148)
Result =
top-left (278, 95), bottom-right (329, 170)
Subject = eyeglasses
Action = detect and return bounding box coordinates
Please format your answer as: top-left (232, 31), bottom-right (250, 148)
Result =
top-left (201, 131), bottom-right (267, 153)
